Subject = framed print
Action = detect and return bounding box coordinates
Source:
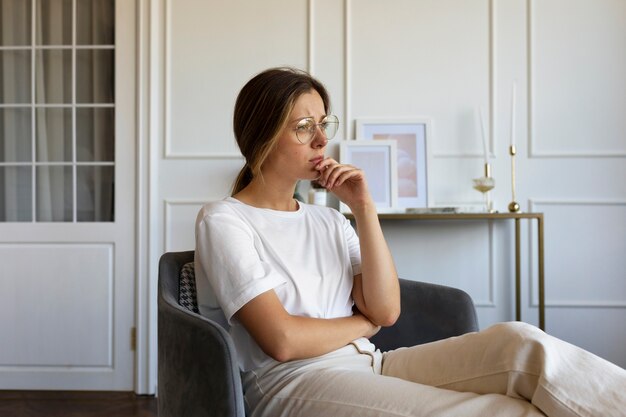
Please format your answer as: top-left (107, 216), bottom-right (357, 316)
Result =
top-left (356, 119), bottom-right (432, 208)
top-left (339, 140), bottom-right (398, 213)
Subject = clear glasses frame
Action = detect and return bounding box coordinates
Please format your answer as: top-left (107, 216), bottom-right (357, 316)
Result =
top-left (293, 115), bottom-right (339, 144)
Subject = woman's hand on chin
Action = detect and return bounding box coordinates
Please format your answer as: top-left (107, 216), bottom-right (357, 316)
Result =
top-left (315, 157), bottom-right (374, 212)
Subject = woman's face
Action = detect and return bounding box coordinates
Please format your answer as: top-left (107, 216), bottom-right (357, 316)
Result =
top-left (262, 89), bottom-right (328, 182)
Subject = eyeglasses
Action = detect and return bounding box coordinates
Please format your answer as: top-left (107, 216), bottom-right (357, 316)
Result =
top-left (293, 115), bottom-right (339, 144)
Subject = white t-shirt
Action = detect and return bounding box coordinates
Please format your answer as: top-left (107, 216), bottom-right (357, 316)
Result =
top-left (195, 197), bottom-right (362, 372)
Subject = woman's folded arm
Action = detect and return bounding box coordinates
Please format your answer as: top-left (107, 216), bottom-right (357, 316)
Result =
top-left (235, 289), bottom-right (380, 362)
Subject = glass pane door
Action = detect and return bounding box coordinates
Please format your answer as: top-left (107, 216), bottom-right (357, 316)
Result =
top-left (0, 0), bottom-right (115, 222)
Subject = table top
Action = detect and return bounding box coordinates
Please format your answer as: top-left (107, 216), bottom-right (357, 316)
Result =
top-left (344, 212), bottom-right (543, 221)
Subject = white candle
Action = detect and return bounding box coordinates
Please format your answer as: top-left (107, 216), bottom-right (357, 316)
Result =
top-left (510, 81), bottom-right (517, 147)
top-left (479, 106), bottom-right (488, 163)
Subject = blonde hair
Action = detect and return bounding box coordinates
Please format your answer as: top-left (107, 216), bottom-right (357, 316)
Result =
top-left (231, 67), bottom-right (330, 195)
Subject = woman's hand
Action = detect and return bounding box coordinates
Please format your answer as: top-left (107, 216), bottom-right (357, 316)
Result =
top-left (315, 157), bottom-right (374, 212)
top-left (353, 309), bottom-right (382, 339)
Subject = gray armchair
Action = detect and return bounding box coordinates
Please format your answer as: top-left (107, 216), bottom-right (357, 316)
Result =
top-left (158, 250), bottom-right (478, 417)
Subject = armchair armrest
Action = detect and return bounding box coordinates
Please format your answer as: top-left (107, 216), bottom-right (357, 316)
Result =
top-left (158, 250), bottom-right (245, 417)
top-left (158, 300), bottom-right (245, 417)
top-left (369, 278), bottom-right (479, 352)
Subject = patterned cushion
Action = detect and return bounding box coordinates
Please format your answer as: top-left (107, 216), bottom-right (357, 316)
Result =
top-left (180, 262), bottom-right (199, 313)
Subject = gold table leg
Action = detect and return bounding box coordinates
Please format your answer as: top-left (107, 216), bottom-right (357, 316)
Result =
top-left (515, 218), bottom-right (521, 322)
top-left (538, 216), bottom-right (545, 331)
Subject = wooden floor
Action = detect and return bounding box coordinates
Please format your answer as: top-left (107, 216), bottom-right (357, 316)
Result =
top-left (0, 391), bottom-right (157, 417)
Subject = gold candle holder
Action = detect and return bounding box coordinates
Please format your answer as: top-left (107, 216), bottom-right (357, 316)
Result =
top-left (508, 145), bottom-right (520, 212)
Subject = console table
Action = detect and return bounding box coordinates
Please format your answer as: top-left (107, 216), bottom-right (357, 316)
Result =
top-left (346, 212), bottom-right (545, 330)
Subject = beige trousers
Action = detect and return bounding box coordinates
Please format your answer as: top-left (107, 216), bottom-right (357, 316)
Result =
top-left (243, 322), bottom-right (626, 417)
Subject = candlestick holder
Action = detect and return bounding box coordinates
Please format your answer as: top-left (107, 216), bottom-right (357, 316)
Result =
top-left (473, 163), bottom-right (496, 213)
top-left (508, 145), bottom-right (520, 212)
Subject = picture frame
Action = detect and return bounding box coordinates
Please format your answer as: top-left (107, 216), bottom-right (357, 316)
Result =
top-left (339, 140), bottom-right (398, 213)
top-left (356, 118), bottom-right (432, 208)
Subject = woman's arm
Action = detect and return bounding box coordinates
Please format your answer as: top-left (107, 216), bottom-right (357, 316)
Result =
top-left (349, 203), bottom-right (400, 327)
top-left (317, 158), bottom-right (401, 327)
top-left (235, 289), bottom-right (380, 362)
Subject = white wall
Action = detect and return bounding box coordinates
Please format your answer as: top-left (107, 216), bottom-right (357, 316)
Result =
top-left (141, 0), bottom-right (626, 390)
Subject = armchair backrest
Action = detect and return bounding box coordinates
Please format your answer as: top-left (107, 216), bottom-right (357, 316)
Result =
top-left (370, 278), bottom-right (479, 351)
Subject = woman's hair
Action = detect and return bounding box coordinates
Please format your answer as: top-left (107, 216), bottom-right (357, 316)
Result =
top-left (231, 67), bottom-right (331, 195)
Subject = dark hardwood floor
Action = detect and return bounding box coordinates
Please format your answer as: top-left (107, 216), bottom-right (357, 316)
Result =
top-left (0, 391), bottom-right (157, 417)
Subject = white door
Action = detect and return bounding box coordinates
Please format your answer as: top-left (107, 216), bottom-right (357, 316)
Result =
top-left (0, 0), bottom-right (136, 390)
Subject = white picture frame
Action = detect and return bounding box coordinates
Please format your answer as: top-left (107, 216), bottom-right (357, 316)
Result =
top-left (339, 140), bottom-right (398, 213)
top-left (356, 118), bottom-right (433, 208)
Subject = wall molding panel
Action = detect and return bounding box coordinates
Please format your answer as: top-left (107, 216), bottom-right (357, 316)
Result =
top-left (344, 0), bottom-right (351, 141)
top-left (527, 0), bottom-right (626, 158)
top-left (385, 220), bottom-right (496, 308)
top-left (163, 199), bottom-right (216, 252)
top-left (528, 199), bottom-right (626, 308)
top-left (163, 0), bottom-right (243, 159)
top-left (346, 0), bottom-right (496, 159)
top-left (163, 0), bottom-right (312, 159)
top-left (0, 243), bottom-right (114, 369)
top-left (307, 0), bottom-right (315, 74)
top-left (432, 0), bottom-right (496, 159)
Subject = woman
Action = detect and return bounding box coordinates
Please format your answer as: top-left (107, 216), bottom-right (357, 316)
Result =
top-left (195, 67), bottom-right (625, 417)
